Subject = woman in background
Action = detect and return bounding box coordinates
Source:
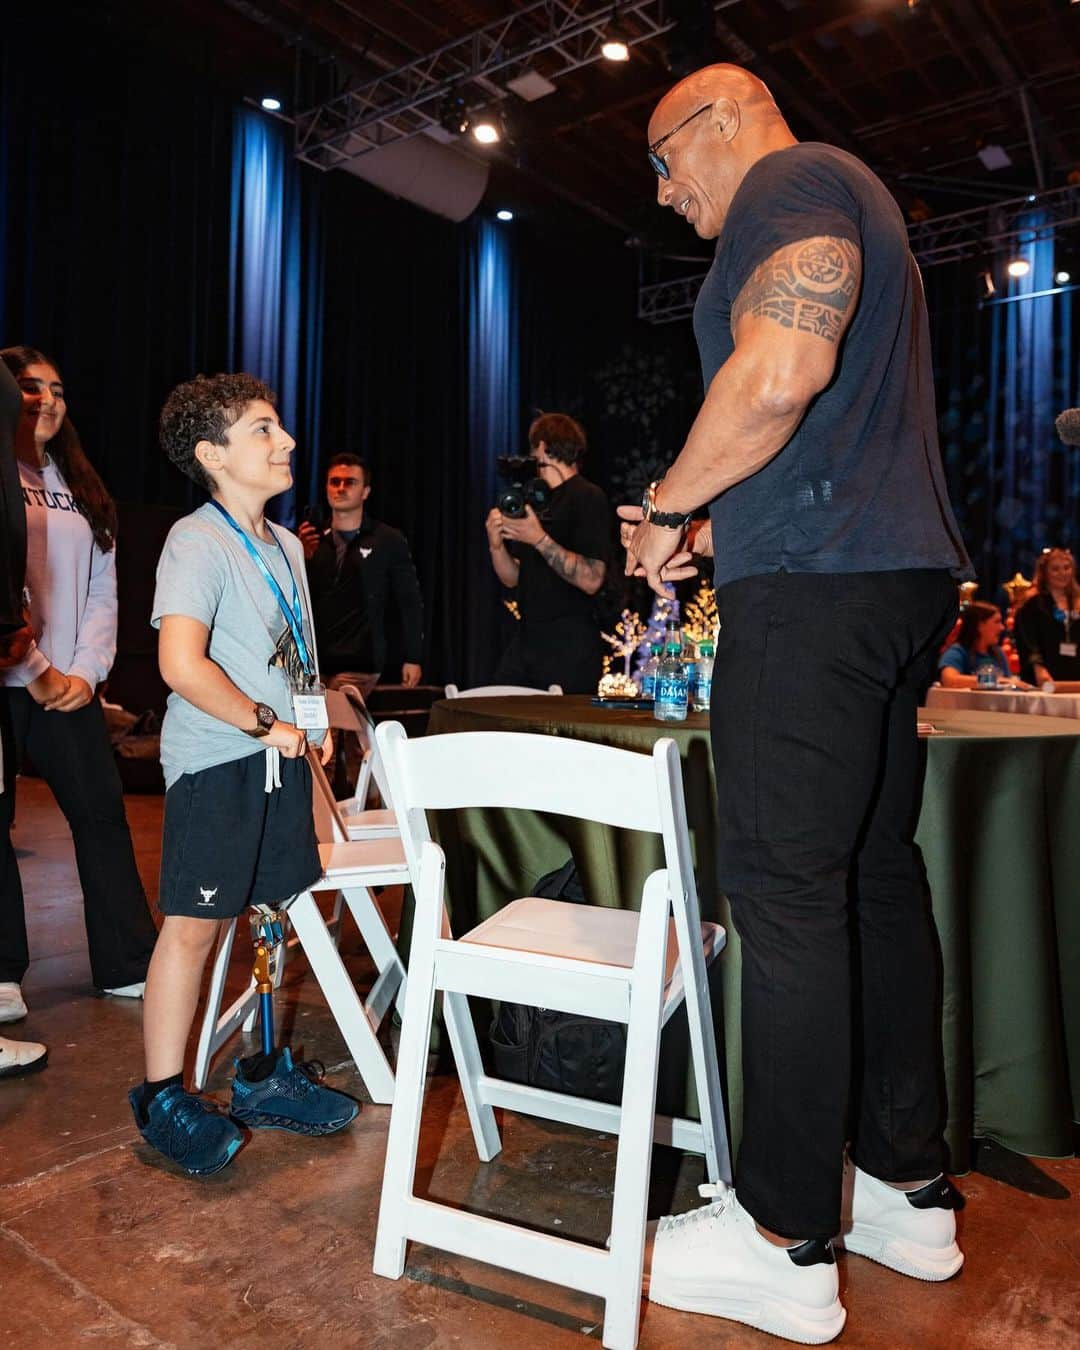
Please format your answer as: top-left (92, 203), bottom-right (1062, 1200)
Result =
top-left (0, 346), bottom-right (156, 1024)
top-left (938, 601), bottom-right (1027, 689)
top-left (1014, 548), bottom-right (1080, 688)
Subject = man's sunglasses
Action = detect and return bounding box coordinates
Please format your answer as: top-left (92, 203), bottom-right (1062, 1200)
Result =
top-left (648, 104), bottom-right (710, 179)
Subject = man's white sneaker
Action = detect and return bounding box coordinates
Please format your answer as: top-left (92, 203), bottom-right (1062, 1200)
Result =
top-left (0, 982), bottom-right (28, 1023)
top-left (647, 1183), bottom-right (846, 1345)
top-left (0, 1035), bottom-right (48, 1077)
top-left (102, 982), bottom-right (146, 999)
top-left (839, 1161), bottom-right (964, 1281)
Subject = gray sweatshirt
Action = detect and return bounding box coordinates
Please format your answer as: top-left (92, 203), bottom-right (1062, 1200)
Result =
top-left (0, 456), bottom-right (117, 690)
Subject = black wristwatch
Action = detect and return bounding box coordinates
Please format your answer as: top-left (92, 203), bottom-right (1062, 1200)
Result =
top-left (642, 479), bottom-right (693, 531)
top-left (246, 701), bottom-right (276, 738)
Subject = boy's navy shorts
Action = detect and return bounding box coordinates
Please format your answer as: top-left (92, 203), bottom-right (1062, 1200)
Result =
top-left (159, 751), bottom-right (321, 919)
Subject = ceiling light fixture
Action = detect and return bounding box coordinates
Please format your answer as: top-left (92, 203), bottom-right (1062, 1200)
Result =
top-left (496, 209), bottom-right (514, 222)
top-left (1006, 258), bottom-right (1031, 278)
top-left (472, 117), bottom-right (500, 145)
top-left (1056, 270), bottom-right (1072, 285)
top-left (439, 92), bottom-right (470, 137)
top-left (261, 97), bottom-right (282, 112)
top-left (601, 4), bottom-right (630, 60)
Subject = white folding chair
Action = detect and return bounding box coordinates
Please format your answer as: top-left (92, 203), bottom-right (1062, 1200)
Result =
top-left (325, 685), bottom-right (398, 839)
top-left (372, 723), bottom-right (730, 1350)
top-left (192, 749), bottom-right (410, 1103)
top-left (444, 683), bottom-right (562, 698)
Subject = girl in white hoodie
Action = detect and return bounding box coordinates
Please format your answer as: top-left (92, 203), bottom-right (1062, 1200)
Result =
top-left (0, 346), bottom-right (156, 1020)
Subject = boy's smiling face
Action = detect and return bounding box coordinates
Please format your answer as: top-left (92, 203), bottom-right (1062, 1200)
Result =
top-left (196, 399), bottom-right (296, 498)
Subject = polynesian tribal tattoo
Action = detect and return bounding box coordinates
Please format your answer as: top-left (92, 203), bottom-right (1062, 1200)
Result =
top-left (731, 237), bottom-right (861, 343)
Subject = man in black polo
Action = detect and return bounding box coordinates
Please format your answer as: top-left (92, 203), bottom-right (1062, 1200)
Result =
top-left (299, 454), bottom-right (424, 698)
top-left (486, 413), bottom-right (610, 694)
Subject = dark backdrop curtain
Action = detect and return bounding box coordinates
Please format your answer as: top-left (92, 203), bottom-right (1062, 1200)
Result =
top-left (927, 256), bottom-right (1079, 599)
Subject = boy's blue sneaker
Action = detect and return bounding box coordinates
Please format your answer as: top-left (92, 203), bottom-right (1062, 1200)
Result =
top-left (128, 1084), bottom-right (244, 1176)
top-left (230, 1047), bottom-right (359, 1135)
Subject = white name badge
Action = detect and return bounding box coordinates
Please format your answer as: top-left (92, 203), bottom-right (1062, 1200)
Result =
top-left (1060, 642), bottom-right (1077, 658)
top-left (292, 689), bottom-right (329, 730)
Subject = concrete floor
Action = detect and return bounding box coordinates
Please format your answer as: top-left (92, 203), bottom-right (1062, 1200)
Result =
top-left (1, 778), bottom-right (1077, 1350)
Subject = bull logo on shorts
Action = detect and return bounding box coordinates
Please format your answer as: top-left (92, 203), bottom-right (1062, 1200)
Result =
top-left (198, 886), bottom-right (218, 907)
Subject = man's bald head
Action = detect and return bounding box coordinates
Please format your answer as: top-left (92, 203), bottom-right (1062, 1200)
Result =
top-left (648, 63), bottom-right (795, 239)
top-left (648, 65), bottom-right (782, 143)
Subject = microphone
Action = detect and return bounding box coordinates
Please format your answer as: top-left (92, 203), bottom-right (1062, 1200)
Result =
top-left (1056, 408), bottom-right (1080, 446)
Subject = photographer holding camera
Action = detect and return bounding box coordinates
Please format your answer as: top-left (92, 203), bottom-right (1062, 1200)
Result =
top-left (486, 413), bottom-right (610, 694)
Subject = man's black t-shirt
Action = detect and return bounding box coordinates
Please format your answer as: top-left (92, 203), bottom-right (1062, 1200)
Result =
top-left (512, 474), bottom-right (611, 624)
top-left (693, 142), bottom-right (971, 588)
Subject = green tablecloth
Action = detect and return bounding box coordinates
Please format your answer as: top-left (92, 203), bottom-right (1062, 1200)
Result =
top-left (424, 697), bottom-right (1080, 1173)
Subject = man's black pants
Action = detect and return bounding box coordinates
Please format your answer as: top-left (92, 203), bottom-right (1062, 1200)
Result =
top-left (0, 688), bottom-right (158, 988)
top-left (493, 616), bottom-right (602, 695)
top-left (710, 568), bottom-right (957, 1241)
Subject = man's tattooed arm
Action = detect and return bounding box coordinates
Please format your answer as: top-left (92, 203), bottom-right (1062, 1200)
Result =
top-left (731, 237), bottom-right (862, 344)
top-left (535, 535), bottom-right (607, 595)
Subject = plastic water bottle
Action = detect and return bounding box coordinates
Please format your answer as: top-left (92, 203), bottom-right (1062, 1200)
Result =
top-left (654, 637), bottom-right (689, 722)
top-left (682, 634), bottom-right (698, 707)
top-left (694, 641), bottom-right (714, 712)
top-left (975, 657), bottom-right (999, 689)
top-left (640, 644), bottom-right (662, 700)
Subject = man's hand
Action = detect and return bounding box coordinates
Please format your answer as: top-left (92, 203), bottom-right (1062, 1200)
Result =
top-left (27, 665), bottom-right (71, 709)
top-left (401, 662), bottom-right (422, 688)
top-left (298, 522), bottom-right (321, 561)
top-left (485, 508), bottom-right (507, 551)
top-left (265, 721), bottom-right (307, 758)
top-left (498, 505), bottom-right (547, 548)
top-left (49, 675), bottom-right (94, 713)
top-left (616, 505), bottom-right (691, 595)
top-left (319, 728), bottom-right (334, 766)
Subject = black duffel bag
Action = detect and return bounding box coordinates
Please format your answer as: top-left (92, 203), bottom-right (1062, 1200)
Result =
top-left (488, 859), bottom-right (627, 1105)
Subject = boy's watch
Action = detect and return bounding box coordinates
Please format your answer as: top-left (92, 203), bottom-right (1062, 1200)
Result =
top-left (642, 479), bottom-right (693, 530)
top-left (246, 702), bottom-right (276, 737)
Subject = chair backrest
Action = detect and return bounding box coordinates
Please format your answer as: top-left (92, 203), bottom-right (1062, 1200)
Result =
top-left (376, 722), bottom-right (694, 917)
top-left (326, 683), bottom-right (393, 806)
top-left (307, 748), bottom-right (351, 845)
top-left (444, 683), bottom-right (563, 699)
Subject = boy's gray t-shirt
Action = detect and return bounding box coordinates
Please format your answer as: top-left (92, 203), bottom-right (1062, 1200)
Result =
top-left (151, 503), bottom-right (319, 790)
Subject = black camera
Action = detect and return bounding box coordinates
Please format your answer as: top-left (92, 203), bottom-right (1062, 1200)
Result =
top-left (495, 455), bottom-right (550, 518)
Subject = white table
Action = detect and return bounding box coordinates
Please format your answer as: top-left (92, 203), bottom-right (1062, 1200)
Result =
top-left (925, 685), bottom-right (1080, 720)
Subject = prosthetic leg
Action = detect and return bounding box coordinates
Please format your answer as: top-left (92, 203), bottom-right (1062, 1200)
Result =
top-left (248, 905), bottom-right (287, 1056)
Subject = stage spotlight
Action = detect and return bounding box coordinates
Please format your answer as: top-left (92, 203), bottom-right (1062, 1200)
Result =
top-left (496, 209), bottom-right (514, 222)
top-left (439, 92), bottom-right (470, 137)
top-left (1006, 258), bottom-right (1031, 278)
top-left (1056, 270), bottom-right (1072, 285)
top-left (261, 97), bottom-right (282, 112)
top-left (601, 12), bottom-right (631, 61)
top-left (472, 116), bottom-right (500, 145)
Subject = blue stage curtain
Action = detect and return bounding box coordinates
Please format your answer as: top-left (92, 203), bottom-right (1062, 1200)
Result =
top-left (985, 219), bottom-right (1077, 576)
top-left (229, 109), bottom-right (323, 524)
top-left (464, 218), bottom-right (520, 684)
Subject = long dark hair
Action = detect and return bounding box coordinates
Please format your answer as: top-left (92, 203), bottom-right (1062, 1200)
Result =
top-left (0, 345), bottom-right (117, 552)
top-left (955, 601), bottom-right (1001, 651)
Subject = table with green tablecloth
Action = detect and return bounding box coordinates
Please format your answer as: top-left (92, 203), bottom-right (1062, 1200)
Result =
top-left (423, 697), bottom-right (1080, 1173)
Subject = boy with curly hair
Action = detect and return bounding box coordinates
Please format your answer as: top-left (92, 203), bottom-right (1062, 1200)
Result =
top-left (130, 372), bottom-right (356, 1176)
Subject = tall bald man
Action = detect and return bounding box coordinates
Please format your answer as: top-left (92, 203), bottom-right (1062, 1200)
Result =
top-left (626, 66), bottom-right (971, 1341)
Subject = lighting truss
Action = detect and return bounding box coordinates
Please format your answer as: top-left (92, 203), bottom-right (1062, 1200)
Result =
top-left (638, 184), bottom-right (1080, 323)
top-left (294, 0), bottom-right (674, 170)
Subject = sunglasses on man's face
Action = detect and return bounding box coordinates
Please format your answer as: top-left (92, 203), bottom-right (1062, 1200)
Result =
top-left (647, 103), bottom-right (710, 179)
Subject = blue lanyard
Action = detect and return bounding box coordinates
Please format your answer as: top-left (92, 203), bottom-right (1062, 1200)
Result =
top-left (209, 501), bottom-right (313, 677)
